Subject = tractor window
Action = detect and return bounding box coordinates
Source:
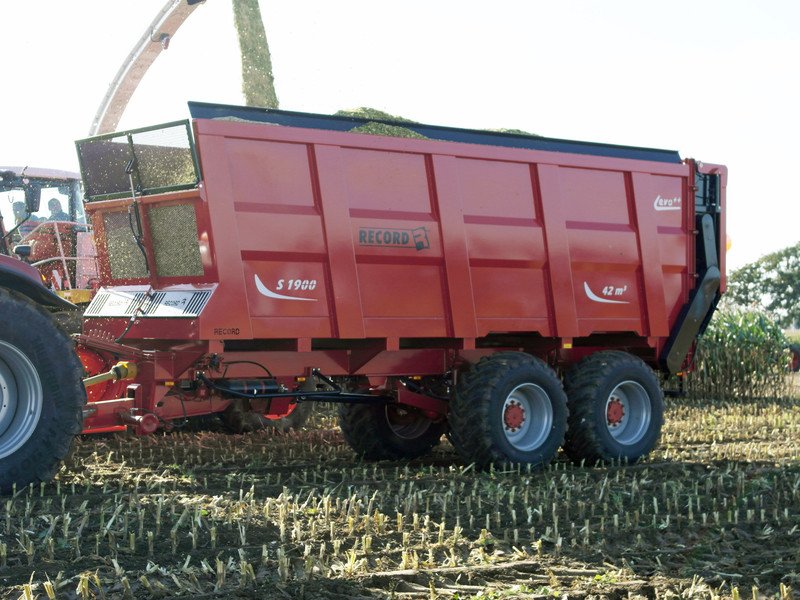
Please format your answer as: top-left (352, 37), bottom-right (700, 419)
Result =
top-left (71, 181), bottom-right (87, 224)
top-left (30, 187), bottom-right (75, 223)
top-left (0, 190), bottom-right (21, 238)
top-left (0, 188), bottom-right (37, 241)
top-left (0, 183), bottom-right (85, 244)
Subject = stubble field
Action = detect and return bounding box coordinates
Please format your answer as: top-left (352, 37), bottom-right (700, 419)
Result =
top-left (1, 380), bottom-right (798, 599)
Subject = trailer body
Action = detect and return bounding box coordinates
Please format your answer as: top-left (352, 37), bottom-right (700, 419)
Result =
top-left (74, 103), bottom-right (725, 465)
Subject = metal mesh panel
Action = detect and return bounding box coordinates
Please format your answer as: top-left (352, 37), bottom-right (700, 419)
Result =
top-left (103, 210), bottom-right (148, 280)
top-left (77, 121), bottom-right (198, 201)
top-left (148, 204), bottom-right (204, 278)
top-left (131, 125), bottom-right (197, 192)
top-left (77, 135), bottom-right (132, 199)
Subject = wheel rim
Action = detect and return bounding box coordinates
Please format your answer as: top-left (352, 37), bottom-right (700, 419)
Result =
top-left (501, 383), bottom-right (553, 452)
top-left (0, 341), bottom-right (43, 460)
top-left (605, 380), bottom-right (651, 446)
top-left (385, 405), bottom-right (432, 440)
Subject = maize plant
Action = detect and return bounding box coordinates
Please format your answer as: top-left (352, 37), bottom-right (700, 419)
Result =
top-left (687, 304), bottom-right (791, 401)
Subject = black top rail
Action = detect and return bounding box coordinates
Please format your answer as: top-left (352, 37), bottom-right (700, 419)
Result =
top-left (188, 101), bottom-right (682, 164)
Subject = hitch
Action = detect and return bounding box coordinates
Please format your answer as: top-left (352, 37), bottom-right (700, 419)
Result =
top-left (83, 361), bottom-right (138, 388)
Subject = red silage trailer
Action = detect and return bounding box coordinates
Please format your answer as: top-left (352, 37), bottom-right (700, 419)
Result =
top-left (1, 102), bottom-right (727, 490)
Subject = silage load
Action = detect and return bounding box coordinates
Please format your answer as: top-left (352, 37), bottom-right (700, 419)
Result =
top-left (336, 107), bottom-right (538, 140)
top-left (335, 108), bottom-right (428, 139)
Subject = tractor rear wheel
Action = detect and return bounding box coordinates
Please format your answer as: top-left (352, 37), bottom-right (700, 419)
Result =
top-left (339, 402), bottom-right (445, 460)
top-left (563, 351), bottom-right (664, 464)
top-left (449, 352), bottom-right (567, 468)
top-left (0, 290), bottom-right (85, 494)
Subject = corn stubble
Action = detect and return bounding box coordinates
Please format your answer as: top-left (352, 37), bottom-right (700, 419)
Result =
top-left (0, 389), bottom-right (797, 599)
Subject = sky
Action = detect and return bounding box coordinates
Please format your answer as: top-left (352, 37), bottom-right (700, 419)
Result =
top-left (1, 0), bottom-right (798, 270)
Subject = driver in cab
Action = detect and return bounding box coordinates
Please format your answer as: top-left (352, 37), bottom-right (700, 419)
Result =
top-left (12, 201), bottom-right (39, 240)
top-left (47, 197), bottom-right (69, 222)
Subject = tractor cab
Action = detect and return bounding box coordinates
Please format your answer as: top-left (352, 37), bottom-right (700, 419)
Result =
top-left (0, 167), bottom-right (97, 303)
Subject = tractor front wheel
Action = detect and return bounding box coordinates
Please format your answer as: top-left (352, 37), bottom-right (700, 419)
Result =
top-left (0, 290), bottom-right (85, 494)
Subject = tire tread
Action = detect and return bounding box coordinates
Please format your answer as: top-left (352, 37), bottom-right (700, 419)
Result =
top-left (0, 289), bottom-right (85, 494)
top-left (563, 351), bottom-right (663, 464)
top-left (339, 402), bottom-right (444, 460)
top-left (449, 352), bottom-right (566, 468)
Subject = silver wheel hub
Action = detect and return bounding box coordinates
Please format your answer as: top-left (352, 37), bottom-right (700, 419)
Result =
top-left (605, 380), bottom-right (651, 446)
top-left (501, 383), bottom-right (553, 452)
top-left (0, 341), bottom-right (43, 460)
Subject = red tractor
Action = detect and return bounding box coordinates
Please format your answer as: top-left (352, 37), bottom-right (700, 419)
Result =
top-left (1, 103), bottom-right (726, 491)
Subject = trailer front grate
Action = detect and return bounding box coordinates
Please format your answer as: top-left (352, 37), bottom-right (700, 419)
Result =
top-left (148, 203), bottom-right (203, 278)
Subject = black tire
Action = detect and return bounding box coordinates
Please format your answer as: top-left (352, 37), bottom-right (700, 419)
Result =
top-left (0, 290), bottom-right (85, 494)
top-left (563, 350), bottom-right (664, 464)
top-left (789, 344), bottom-right (800, 373)
top-left (221, 399), bottom-right (263, 433)
top-left (339, 402), bottom-right (446, 460)
top-left (449, 352), bottom-right (567, 468)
